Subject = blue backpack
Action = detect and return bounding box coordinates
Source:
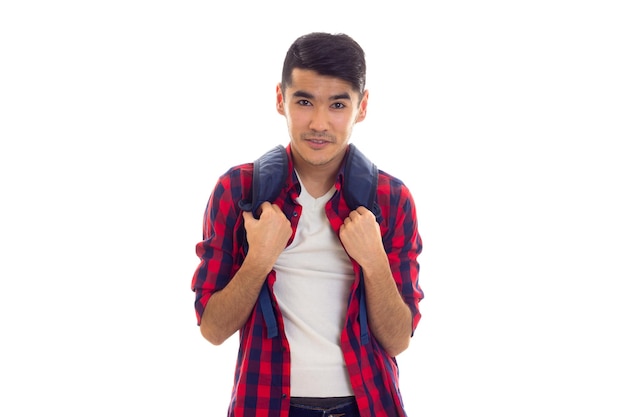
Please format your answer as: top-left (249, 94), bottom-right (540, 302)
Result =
top-left (239, 143), bottom-right (379, 344)
top-left (240, 143), bottom-right (380, 220)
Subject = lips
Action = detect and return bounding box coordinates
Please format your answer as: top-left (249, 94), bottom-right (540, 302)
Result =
top-left (304, 138), bottom-right (332, 150)
top-left (304, 135), bottom-right (333, 143)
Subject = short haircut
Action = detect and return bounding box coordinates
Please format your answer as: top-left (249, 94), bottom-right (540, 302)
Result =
top-left (281, 32), bottom-right (367, 97)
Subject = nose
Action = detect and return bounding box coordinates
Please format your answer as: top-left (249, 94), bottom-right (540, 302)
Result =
top-left (308, 106), bottom-right (329, 132)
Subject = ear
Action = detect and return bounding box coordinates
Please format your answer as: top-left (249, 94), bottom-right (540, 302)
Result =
top-left (355, 89), bottom-right (369, 123)
top-left (276, 83), bottom-right (285, 115)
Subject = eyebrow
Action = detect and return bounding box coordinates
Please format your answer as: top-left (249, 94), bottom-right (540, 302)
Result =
top-left (292, 90), bottom-right (352, 101)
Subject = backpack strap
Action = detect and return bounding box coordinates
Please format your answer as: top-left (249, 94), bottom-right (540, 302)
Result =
top-left (237, 145), bottom-right (288, 339)
top-left (344, 143), bottom-right (381, 222)
top-left (238, 145), bottom-right (289, 218)
top-left (344, 144), bottom-right (381, 345)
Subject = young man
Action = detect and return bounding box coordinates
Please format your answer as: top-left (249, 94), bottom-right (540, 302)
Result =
top-left (191, 32), bottom-right (424, 417)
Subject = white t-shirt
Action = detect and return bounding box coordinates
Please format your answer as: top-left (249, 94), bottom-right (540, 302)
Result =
top-left (273, 180), bottom-right (355, 397)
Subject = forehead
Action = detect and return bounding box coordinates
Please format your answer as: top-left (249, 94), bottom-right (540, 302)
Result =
top-left (286, 68), bottom-right (359, 99)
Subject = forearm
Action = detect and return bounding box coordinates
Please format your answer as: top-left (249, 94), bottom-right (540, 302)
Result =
top-left (200, 253), bottom-right (272, 345)
top-left (362, 256), bottom-right (413, 357)
top-left (201, 203), bottom-right (293, 345)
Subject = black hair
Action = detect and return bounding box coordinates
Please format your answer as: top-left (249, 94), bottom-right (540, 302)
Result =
top-left (281, 32), bottom-right (366, 97)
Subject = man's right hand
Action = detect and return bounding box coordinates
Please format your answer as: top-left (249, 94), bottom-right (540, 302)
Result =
top-left (242, 202), bottom-right (292, 271)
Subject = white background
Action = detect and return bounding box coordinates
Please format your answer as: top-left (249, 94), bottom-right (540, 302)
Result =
top-left (1, 1), bottom-right (625, 416)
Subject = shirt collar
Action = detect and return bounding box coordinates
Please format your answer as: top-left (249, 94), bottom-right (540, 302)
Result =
top-left (284, 143), bottom-right (351, 197)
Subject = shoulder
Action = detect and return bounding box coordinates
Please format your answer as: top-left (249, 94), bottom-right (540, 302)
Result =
top-left (376, 169), bottom-right (414, 201)
top-left (375, 170), bottom-right (419, 242)
top-left (204, 163), bottom-right (255, 216)
top-left (375, 169), bottom-right (418, 225)
top-left (215, 162), bottom-right (253, 194)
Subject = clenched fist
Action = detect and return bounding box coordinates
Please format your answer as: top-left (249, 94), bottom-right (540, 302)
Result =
top-left (339, 206), bottom-right (385, 267)
top-left (242, 202), bottom-right (292, 268)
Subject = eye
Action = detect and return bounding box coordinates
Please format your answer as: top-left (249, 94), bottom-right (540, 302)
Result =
top-left (297, 99), bottom-right (312, 106)
top-left (331, 102), bottom-right (346, 109)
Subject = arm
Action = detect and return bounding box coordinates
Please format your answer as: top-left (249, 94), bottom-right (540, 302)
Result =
top-left (200, 202), bottom-right (292, 345)
top-left (339, 206), bottom-right (415, 357)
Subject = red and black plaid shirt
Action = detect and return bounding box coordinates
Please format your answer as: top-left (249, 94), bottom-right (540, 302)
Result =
top-left (192, 144), bottom-right (423, 417)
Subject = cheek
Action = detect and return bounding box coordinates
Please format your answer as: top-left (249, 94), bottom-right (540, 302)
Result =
top-left (331, 113), bottom-right (357, 132)
top-left (285, 108), bottom-right (309, 127)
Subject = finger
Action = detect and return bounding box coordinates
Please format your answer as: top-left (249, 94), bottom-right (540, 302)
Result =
top-left (348, 208), bottom-right (362, 221)
top-left (256, 201), bottom-right (272, 217)
top-left (242, 210), bottom-right (254, 222)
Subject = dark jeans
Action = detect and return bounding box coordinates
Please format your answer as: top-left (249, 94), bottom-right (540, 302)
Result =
top-left (289, 397), bottom-right (360, 417)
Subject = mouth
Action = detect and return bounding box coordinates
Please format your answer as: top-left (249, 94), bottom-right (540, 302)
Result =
top-left (303, 134), bottom-right (334, 144)
top-left (304, 138), bottom-right (333, 150)
top-left (301, 132), bottom-right (335, 150)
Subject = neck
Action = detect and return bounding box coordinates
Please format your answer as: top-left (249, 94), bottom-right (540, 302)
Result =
top-left (293, 161), bottom-right (340, 199)
top-left (295, 169), bottom-right (336, 198)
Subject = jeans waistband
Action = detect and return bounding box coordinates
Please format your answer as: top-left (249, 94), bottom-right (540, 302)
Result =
top-left (289, 397), bottom-right (359, 417)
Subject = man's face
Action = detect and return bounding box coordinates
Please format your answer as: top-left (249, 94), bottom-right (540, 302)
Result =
top-left (276, 68), bottom-right (368, 172)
